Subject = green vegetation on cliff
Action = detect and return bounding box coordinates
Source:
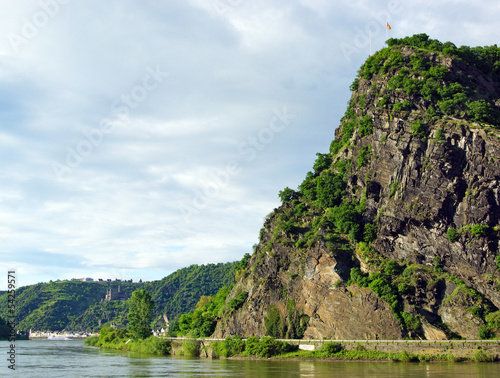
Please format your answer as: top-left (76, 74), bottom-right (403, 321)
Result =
top-left (274, 35), bottom-right (499, 338)
top-left (170, 254), bottom-right (251, 337)
top-left (264, 299), bottom-right (310, 339)
top-left (361, 33), bottom-right (500, 127)
top-left (171, 286), bottom-right (231, 337)
top-left (212, 34), bottom-right (500, 341)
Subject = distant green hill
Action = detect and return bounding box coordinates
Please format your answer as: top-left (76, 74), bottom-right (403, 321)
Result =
top-left (0, 280), bottom-right (142, 332)
top-left (0, 315), bottom-right (9, 339)
top-left (144, 262), bottom-right (239, 325)
top-left (0, 262), bottom-right (239, 332)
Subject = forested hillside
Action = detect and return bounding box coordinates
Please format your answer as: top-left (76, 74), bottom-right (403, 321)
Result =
top-left (0, 261), bottom-right (240, 332)
top-left (0, 315), bottom-right (9, 339)
top-left (145, 261), bottom-right (240, 326)
top-left (0, 280), bottom-right (141, 332)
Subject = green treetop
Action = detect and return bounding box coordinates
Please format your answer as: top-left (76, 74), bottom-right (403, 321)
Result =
top-left (127, 289), bottom-right (155, 339)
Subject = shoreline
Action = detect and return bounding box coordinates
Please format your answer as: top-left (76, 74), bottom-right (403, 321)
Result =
top-left (171, 338), bottom-right (500, 362)
top-left (29, 336), bottom-right (90, 339)
top-left (92, 342), bottom-right (500, 363)
top-left (222, 355), bottom-right (466, 363)
top-left (85, 333), bottom-right (500, 362)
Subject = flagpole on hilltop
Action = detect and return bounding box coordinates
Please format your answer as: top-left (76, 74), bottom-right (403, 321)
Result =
top-left (386, 21), bottom-right (391, 44)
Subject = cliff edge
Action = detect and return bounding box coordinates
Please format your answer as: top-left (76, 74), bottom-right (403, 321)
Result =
top-left (215, 34), bottom-right (500, 340)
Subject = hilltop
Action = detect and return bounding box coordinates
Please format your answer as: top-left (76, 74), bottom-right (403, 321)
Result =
top-left (210, 34), bottom-right (500, 340)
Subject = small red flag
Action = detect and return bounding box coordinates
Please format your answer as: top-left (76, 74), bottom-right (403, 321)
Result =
top-left (386, 22), bottom-right (391, 30)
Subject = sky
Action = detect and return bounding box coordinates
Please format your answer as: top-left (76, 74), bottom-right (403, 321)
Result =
top-left (1, 0), bottom-right (499, 290)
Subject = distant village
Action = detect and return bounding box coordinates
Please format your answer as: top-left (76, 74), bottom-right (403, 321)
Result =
top-left (29, 327), bottom-right (169, 339)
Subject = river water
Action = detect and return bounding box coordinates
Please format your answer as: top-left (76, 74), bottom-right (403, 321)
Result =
top-left (2, 339), bottom-right (500, 377)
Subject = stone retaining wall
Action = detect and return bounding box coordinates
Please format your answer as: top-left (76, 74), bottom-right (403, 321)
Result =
top-left (166, 338), bottom-right (500, 359)
top-left (286, 339), bottom-right (500, 358)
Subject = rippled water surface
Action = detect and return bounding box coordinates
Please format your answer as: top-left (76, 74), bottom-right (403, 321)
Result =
top-left (2, 339), bottom-right (500, 377)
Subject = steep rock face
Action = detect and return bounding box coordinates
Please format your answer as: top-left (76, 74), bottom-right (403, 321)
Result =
top-left (215, 35), bottom-right (500, 340)
top-left (370, 122), bottom-right (500, 303)
top-left (216, 235), bottom-right (402, 339)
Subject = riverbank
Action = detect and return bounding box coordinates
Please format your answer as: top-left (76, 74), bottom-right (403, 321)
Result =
top-left (171, 336), bottom-right (500, 362)
top-left (85, 330), bottom-right (500, 363)
top-left (84, 327), bottom-right (172, 356)
top-left (7, 339), bottom-right (500, 377)
top-left (268, 346), bottom-right (494, 362)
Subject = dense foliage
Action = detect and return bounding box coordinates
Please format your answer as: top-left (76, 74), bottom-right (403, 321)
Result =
top-left (170, 287), bottom-right (230, 337)
top-left (362, 33), bottom-right (500, 127)
top-left (348, 260), bottom-right (420, 333)
top-left (0, 281), bottom-right (139, 332)
top-left (170, 254), bottom-right (251, 337)
top-left (387, 34), bottom-right (500, 77)
top-left (0, 262), bottom-right (239, 332)
top-left (271, 157), bottom-right (374, 261)
top-left (212, 335), bottom-right (297, 358)
top-left (84, 326), bottom-right (171, 355)
top-left (348, 258), bottom-right (496, 338)
top-left (144, 261), bottom-right (239, 326)
top-left (0, 315), bottom-right (9, 339)
top-left (264, 300), bottom-right (309, 339)
top-left (210, 337), bottom-right (495, 362)
top-left (128, 290), bottom-right (155, 339)
top-left (253, 34), bottom-right (500, 340)
top-left (71, 300), bottom-right (130, 331)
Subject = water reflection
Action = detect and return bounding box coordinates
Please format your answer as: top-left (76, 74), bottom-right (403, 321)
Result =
top-left (3, 340), bottom-right (500, 378)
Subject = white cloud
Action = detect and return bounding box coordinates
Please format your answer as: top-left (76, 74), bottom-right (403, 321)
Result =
top-left (1, 0), bottom-right (500, 289)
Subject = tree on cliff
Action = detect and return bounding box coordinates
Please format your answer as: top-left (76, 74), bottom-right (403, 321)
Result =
top-left (128, 289), bottom-right (155, 339)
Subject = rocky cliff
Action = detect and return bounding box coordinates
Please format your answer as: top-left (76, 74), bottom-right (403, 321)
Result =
top-left (214, 34), bottom-right (500, 340)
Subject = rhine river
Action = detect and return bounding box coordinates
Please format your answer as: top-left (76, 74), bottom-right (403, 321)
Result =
top-left (2, 339), bottom-right (500, 377)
